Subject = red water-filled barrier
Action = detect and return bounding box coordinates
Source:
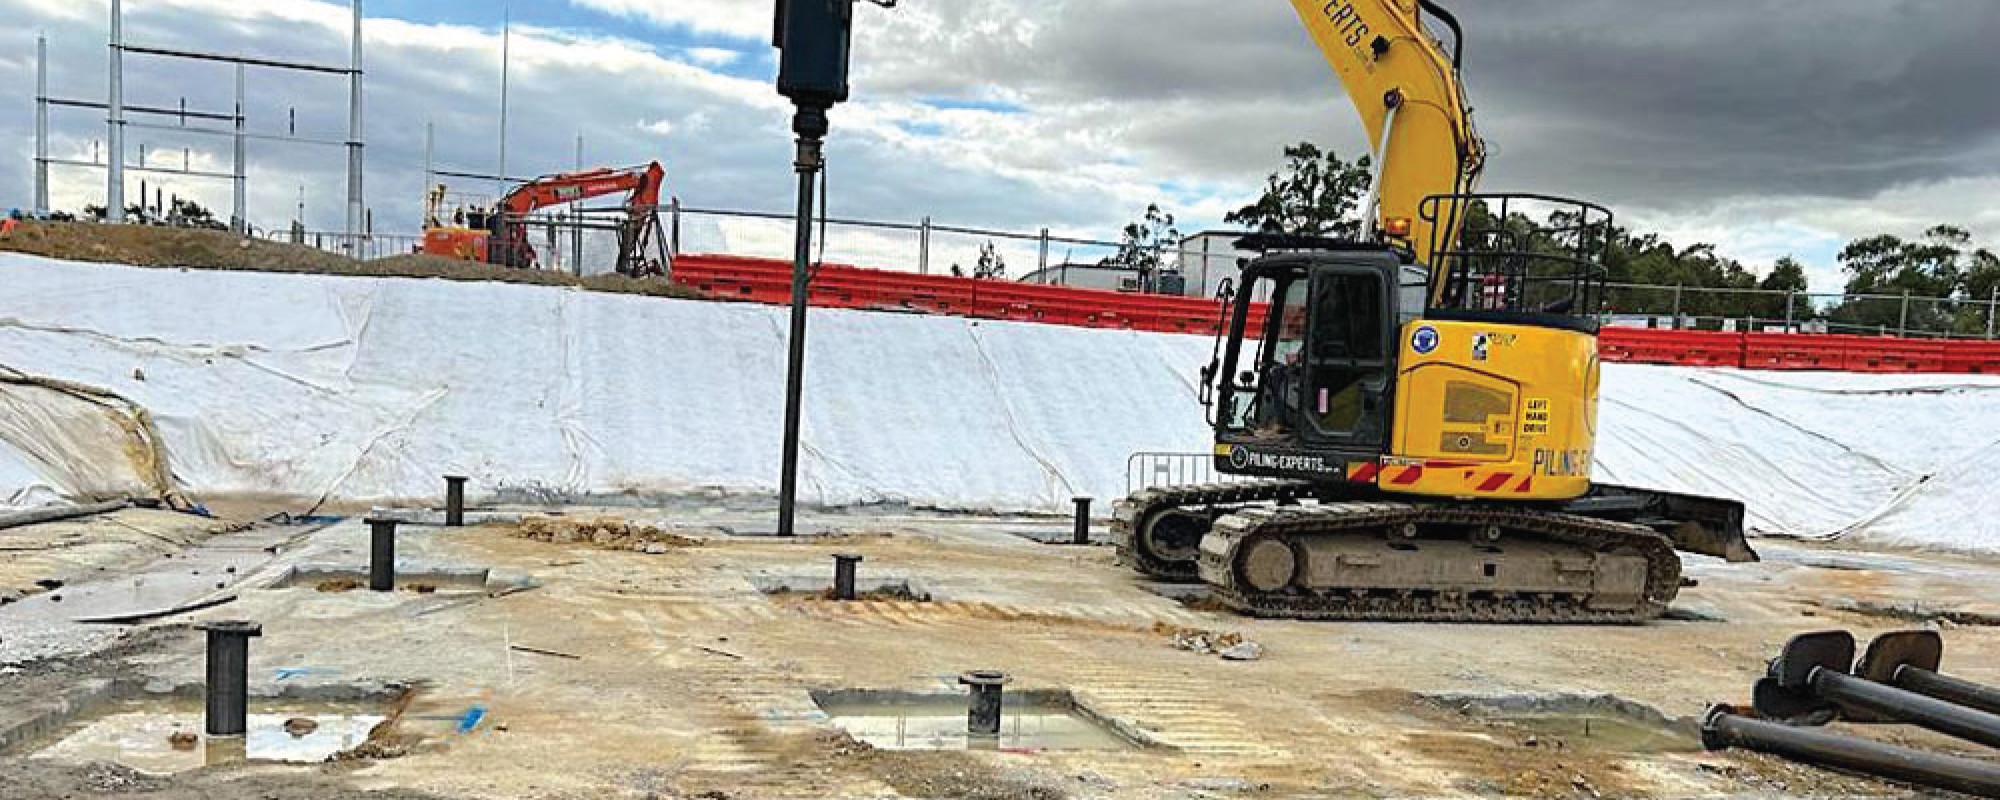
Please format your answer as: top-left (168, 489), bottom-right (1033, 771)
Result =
top-left (672, 253), bottom-right (1263, 336)
top-left (670, 254), bottom-right (2000, 375)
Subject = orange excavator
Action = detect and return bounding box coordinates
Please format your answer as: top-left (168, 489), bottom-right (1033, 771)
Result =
top-left (422, 161), bottom-right (670, 276)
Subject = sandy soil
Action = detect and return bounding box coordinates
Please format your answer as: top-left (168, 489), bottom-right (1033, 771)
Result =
top-left (0, 221), bottom-right (704, 300)
top-left (2, 508), bottom-right (1997, 798)
top-left (0, 508), bottom-right (244, 605)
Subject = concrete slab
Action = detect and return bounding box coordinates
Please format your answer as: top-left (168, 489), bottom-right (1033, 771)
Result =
top-left (5, 507), bottom-right (1998, 798)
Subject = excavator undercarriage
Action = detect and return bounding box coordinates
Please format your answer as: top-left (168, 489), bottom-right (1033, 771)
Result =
top-left (1114, 481), bottom-right (1746, 624)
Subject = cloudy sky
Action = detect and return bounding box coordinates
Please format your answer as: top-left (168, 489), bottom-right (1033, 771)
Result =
top-left (6, 0), bottom-right (1999, 291)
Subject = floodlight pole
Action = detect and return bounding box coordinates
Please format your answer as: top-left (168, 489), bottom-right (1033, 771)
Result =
top-left (345, 0), bottom-right (365, 244)
top-left (107, 0), bottom-right (125, 221)
top-left (34, 35), bottom-right (50, 216)
top-left (777, 105), bottom-right (829, 538)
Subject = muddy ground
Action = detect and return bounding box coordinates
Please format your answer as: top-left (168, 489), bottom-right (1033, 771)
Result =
top-left (0, 221), bottom-right (704, 300)
top-left (1, 504), bottom-right (1997, 798)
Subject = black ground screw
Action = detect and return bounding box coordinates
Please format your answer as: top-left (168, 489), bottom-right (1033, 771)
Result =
top-left (1860, 630), bottom-right (2000, 717)
top-left (200, 620), bottom-right (262, 737)
top-left (1763, 630), bottom-right (2000, 749)
top-left (1703, 704), bottom-right (2000, 797)
top-left (960, 670), bottom-right (1009, 737)
top-left (832, 554), bottom-right (862, 601)
top-left (367, 517), bottom-right (398, 592)
top-left (444, 475), bottom-right (468, 527)
top-left (1072, 497), bottom-right (1092, 545)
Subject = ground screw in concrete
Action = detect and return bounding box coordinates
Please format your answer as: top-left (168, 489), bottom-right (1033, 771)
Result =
top-left (960, 670), bottom-right (1008, 737)
top-left (444, 475), bottom-right (467, 527)
top-left (832, 553), bottom-right (862, 601)
top-left (1073, 496), bottom-right (1092, 545)
top-left (368, 517), bottom-right (398, 591)
top-left (199, 620), bottom-right (262, 737)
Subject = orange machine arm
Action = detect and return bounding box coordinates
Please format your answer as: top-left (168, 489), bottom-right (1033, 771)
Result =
top-left (498, 161), bottom-right (666, 217)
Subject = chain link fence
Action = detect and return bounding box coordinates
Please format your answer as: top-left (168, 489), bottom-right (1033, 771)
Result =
top-left (1605, 283), bottom-right (2000, 339)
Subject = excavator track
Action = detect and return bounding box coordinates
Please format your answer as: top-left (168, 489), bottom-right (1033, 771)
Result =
top-left (1196, 502), bottom-right (1683, 624)
top-left (1112, 480), bottom-right (1318, 581)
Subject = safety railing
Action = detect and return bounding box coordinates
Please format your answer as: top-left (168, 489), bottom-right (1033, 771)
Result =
top-left (1126, 451), bottom-right (1275, 496)
top-left (270, 230), bottom-right (423, 262)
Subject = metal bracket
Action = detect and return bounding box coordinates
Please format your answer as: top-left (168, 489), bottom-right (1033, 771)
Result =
top-left (1858, 630), bottom-right (1943, 683)
top-left (1769, 630), bottom-right (1855, 689)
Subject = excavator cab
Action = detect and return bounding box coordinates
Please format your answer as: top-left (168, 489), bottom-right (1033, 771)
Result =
top-left (1211, 194), bottom-right (1613, 494)
top-left (1217, 246), bottom-right (1402, 471)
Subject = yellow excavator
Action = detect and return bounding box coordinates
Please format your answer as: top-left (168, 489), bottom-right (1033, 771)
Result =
top-left (1112, 0), bottom-right (1759, 623)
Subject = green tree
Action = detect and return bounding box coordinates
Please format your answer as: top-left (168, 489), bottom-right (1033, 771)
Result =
top-left (1224, 142), bottom-right (1373, 238)
top-left (1754, 256), bottom-right (1812, 324)
top-left (974, 240), bottom-right (1007, 279)
top-left (1104, 203), bottom-right (1181, 277)
top-left (169, 198), bottom-right (225, 230)
top-left (1827, 226), bottom-right (1977, 334)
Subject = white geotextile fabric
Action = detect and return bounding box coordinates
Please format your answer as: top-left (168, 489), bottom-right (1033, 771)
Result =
top-left (2, 253), bottom-right (1998, 553)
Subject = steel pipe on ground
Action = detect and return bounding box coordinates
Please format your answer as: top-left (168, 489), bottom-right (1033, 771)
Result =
top-left (1810, 668), bottom-right (2000, 750)
top-left (1703, 706), bottom-right (2000, 798)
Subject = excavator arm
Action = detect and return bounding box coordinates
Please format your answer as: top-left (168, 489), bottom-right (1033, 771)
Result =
top-left (498, 162), bottom-right (667, 216)
top-left (487, 161), bottom-right (670, 274)
top-left (1288, 0), bottom-right (1485, 304)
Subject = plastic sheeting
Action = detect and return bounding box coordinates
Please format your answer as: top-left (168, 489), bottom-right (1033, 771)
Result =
top-left (2, 253), bottom-right (1998, 553)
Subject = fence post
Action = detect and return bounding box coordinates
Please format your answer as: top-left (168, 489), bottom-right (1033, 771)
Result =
top-left (1039, 228), bottom-right (1050, 273)
top-left (1671, 284), bottom-right (1683, 330)
top-left (1784, 290), bottom-right (1796, 332)
top-left (1899, 291), bottom-right (1912, 338)
top-left (1988, 286), bottom-right (1997, 340)
top-left (669, 197), bottom-right (681, 254)
top-left (919, 216), bottom-right (932, 275)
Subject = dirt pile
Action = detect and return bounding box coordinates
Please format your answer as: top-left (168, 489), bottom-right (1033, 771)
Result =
top-left (0, 221), bottom-right (705, 300)
top-left (513, 516), bottom-right (704, 553)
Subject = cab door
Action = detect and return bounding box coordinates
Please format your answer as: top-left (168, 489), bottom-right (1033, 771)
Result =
top-left (1301, 262), bottom-right (1397, 450)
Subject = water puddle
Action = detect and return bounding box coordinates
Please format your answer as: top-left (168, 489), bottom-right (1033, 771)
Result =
top-left (29, 698), bottom-right (385, 774)
top-left (1421, 693), bottom-right (1700, 754)
top-left (812, 689), bottom-right (1143, 752)
top-left (1476, 711), bottom-right (1697, 753)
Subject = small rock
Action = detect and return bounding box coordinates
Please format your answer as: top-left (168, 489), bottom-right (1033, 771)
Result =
top-left (283, 717), bottom-right (319, 737)
top-left (1219, 641), bottom-right (1265, 661)
top-left (1522, 735), bottom-right (1539, 748)
top-left (34, 579), bottom-right (64, 590)
top-left (167, 730), bottom-right (199, 750)
top-left (132, 367), bottom-right (146, 381)
top-left (643, 542), bottom-right (670, 555)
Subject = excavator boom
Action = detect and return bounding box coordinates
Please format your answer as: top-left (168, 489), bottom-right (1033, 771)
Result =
top-left (1288, 0), bottom-right (1485, 303)
top-left (498, 162), bottom-right (666, 216)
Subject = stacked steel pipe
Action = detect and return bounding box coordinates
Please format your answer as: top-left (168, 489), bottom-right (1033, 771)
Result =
top-left (1703, 629), bottom-right (2000, 797)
